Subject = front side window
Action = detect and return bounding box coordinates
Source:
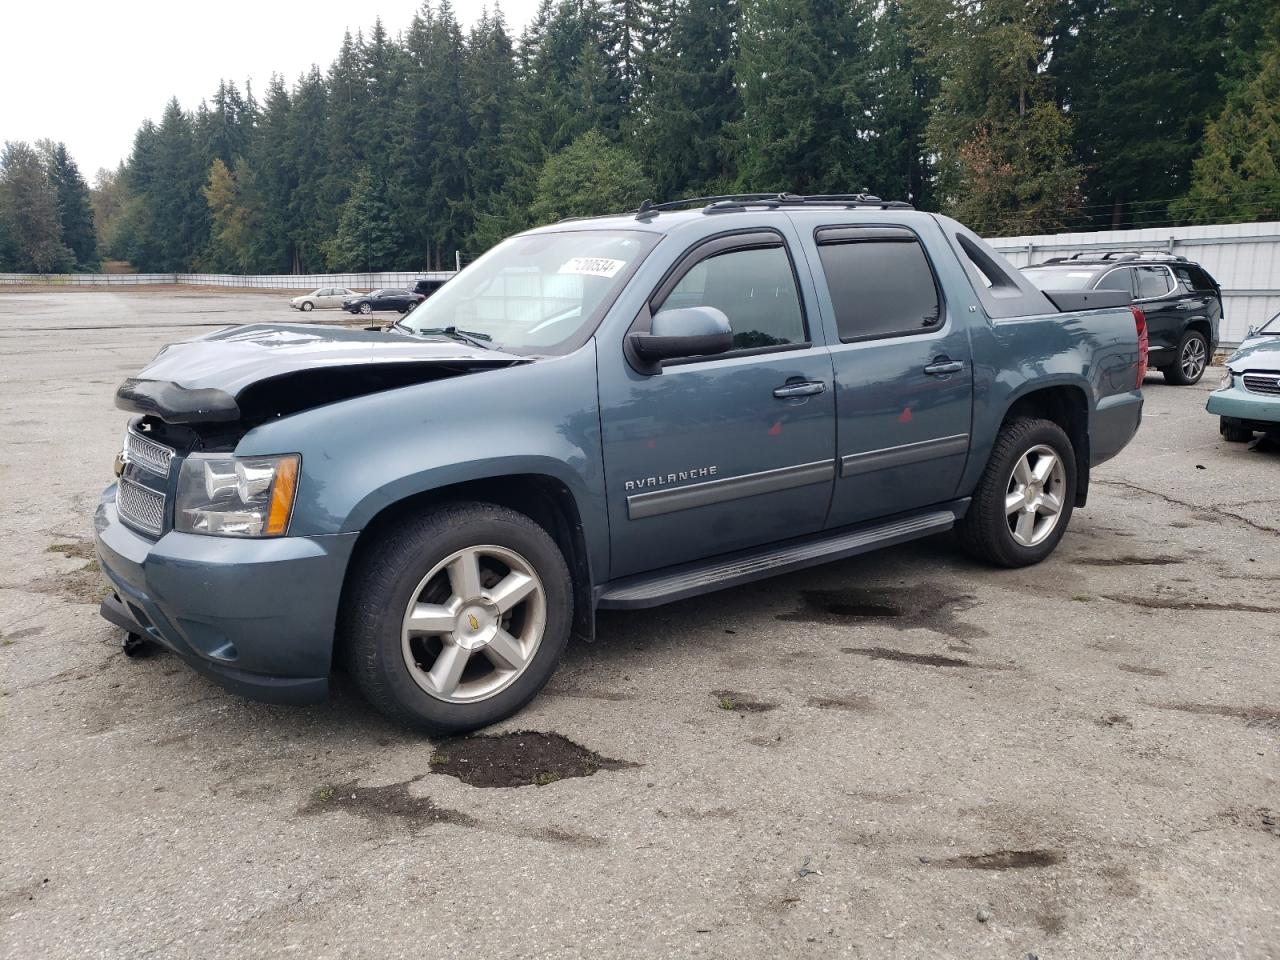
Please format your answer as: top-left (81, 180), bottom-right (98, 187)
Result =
top-left (818, 237), bottom-right (941, 341)
top-left (655, 245), bottom-right (806, 350)
top-left (402, 230), bottom-right (657, 354)
top-left (1136, 266), bottom-right (1172, 299)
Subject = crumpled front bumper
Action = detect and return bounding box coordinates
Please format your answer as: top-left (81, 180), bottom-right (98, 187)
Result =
top-left (94, 485), bottom-right (359, 705)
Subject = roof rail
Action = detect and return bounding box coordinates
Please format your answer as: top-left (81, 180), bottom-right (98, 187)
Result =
top-left (633, 192), bottom-right (913, 220)
top-left (1048, 250), bottom-right (1189, 264)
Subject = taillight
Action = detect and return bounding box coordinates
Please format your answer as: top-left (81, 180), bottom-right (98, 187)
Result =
top-left (1131, 306), bottom-right (1148, 387)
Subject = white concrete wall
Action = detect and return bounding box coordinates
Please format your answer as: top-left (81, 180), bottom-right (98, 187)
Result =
top-left (987, 221), bottom-right (1280, 346)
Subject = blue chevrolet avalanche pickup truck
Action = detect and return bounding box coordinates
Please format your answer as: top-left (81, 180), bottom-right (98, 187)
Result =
top-left (95, 194), bottom-right (1145, 733)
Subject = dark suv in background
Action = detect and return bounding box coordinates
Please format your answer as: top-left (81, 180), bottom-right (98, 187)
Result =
top-left (1022, 253), bottom-right (1222, 385)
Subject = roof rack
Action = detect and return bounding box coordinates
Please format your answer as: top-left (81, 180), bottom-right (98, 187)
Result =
top-left (1042, 250), bottom-right (1189, 264)
top-left (633, 192), bottom-right (913, 220)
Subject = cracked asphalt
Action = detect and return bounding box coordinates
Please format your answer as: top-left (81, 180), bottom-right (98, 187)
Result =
top-left (1, 289), bottom-right (1278, 959)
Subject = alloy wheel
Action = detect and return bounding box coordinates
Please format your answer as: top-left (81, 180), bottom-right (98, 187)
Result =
top-left (400, 545), bottom-right (547, 704)
top-left (1004, 444), bottom-right (1067, 547)
top-left (1181, 337), bottom-right (1207, 381)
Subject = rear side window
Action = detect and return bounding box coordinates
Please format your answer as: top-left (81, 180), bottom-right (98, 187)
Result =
top-left (1173, 265), bottom-right (1216, 292)
top-left (1135, 266), bottom-right (1172, 299)
top-left (1096, 269), bottom-right (1133, 293)
top-left (816, 231), bottom-right (941, 341)
top-left (657, 246), bottom-right (806, 350)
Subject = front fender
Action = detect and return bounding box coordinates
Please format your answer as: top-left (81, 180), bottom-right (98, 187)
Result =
top-left (235, 344), bottom-right (608, 575)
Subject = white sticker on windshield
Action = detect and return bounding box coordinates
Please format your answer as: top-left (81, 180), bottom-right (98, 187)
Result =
top-left (559, 257), bottom-right (625, 278)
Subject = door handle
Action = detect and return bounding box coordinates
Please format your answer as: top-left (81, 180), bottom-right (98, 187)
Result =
top-left (923, 359), bottom-right (964, 376)
top-left (773, 380), bottom-right (827, 399)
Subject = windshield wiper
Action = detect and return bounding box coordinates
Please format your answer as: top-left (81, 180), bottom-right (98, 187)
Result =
top-left (414, 326), bottom-right (495, 350)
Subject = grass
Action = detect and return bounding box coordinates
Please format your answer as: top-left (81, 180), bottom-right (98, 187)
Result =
top-left (717, 695), bottom-right (737, 711)
top-left (313, 784), bottom-right (335, 803)
top-left (1071, 594), bottom-right (1093, 602)
top-left (533, 772), bottom-right (561, 787)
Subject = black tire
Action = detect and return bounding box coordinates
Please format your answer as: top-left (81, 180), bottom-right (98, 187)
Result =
top-left (1220, 418), bottom-right (1254, 443)
top-left (339, 502), bottom-right (572, 734)
top-left (301, 301), bottom-right (314, 312)
top-left (1164, 329), bottom-right (1209, 385)
top-left (957, 417), bottom-right (1077, 568)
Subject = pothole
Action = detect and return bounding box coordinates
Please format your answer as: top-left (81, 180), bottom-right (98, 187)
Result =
top-left (937, 849), bottom-right (1063, 870)
top-left (780, 587), bottom-right (986, 639)
top-left (429, 731), bottom-right (634, 788)
top-left (712, 690), bottom-right (778, 713)
top-left (299, 777), bottom-right (473, 827)
top-left (841, 646), bottom-right (974, 668)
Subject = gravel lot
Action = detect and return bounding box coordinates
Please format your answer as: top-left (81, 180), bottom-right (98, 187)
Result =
top-left (1, 289), bottom-right (1277, 960)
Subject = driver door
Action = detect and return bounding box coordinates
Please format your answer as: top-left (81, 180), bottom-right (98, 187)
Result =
top-left (599, 231), bottom-right (837, 579)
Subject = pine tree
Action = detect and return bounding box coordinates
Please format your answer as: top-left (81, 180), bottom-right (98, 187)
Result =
top-left (42, 141), bottom-right (99, 269)
top-left (907, 0), bottom-right (1082, 234)
top-left (1171, 42), bottom-right (1280, 224)
top-left (643, 0), bottom-right (741, 197)
top-left (0, 141), bottom-right (74, 272)
top-left (325, 167), bottom-right (400, 270)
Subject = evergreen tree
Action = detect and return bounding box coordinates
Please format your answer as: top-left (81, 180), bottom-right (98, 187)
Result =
top-left (325, 167), bottom-right (400, 270)
top-left (42, 141), bottom-right (99, 269)
top-left (643, 0), bottom-right (741, 198)
top-left (90, 166), bottom-right (130, 262)
top-left (734, 0), bottom-right (874, 193)
top-left (0, 141), bottom-right (74, 272)
top-left (907, 0), bottom-right (1082, 234)
top-left (1171, 42), bottom-right (1280, 224)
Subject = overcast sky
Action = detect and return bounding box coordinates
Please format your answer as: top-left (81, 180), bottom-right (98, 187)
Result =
top-left (1, 0), bottom-right (542, 181)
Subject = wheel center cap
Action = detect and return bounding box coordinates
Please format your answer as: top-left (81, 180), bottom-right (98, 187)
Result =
top-left (454, 600), bottom-right (499, 651)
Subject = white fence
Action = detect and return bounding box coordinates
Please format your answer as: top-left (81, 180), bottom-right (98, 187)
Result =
top-left (0, 271), bottom-right (456, 289)
top-left (5, 220), bottom-right (1279, 345)
top-left (988, 221), bottom-right (1280, 346)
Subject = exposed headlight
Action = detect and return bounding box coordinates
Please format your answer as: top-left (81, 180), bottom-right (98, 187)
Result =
top-left (1219, 371), bottom-right (1234, 390)
top-left (175, 453), bottom-right (300, 537)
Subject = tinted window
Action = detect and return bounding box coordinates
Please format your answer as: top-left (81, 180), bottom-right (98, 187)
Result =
top-left (817, 238), bottom-right (941, 341)
top-left (1135, 266), bottom-right (1172, 299)
top-left (1173, 265), bottom-right (1216, 292)
top-left (657, 245), bottom-right (806, 350)
top-left (1096, 268), bottom-right (1133, 293)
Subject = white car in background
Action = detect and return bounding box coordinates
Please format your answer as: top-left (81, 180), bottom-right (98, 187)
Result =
top-left (289, 287), bottom-right (360, 312)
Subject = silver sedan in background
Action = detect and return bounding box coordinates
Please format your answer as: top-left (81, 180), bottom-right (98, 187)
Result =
top-left (289, 287), bottom-right (360, 312)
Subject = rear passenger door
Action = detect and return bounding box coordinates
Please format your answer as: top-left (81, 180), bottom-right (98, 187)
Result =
top-left (807, 226), bottom-right (974, 527)
top-left (1133, 265), bottom-right (1181, 357)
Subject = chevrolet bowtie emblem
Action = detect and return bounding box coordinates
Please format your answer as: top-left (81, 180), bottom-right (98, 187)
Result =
top-left (467, 614), bottom-right (480, 631)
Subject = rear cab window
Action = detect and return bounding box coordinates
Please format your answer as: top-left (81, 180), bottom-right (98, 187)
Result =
top-left (813, 227), bottom-right (941, 341)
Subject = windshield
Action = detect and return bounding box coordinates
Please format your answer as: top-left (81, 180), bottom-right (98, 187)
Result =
top-left (1020, 267), bottom-right (1097, 291)
top-left (401, 230), bottom-right (657, 353)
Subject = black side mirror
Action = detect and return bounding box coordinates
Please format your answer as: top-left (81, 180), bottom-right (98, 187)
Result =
top-left (629, 306), bottom-right (733, 367)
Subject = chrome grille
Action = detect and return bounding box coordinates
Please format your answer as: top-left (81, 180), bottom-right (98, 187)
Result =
top-left (117, 478), bottom-right (166, 536)
top-left (1242, 373), bottom-right (1280, 396)
top-left (125, 428), bottom-right (175, 477)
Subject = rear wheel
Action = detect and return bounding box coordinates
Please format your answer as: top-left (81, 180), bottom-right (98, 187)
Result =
top-left (1163, 330), bottom-right (1208, 385)
top-left (1220, 418), bottom-right (1254, 443)
top-left (957, 417), bottom-right (1077, 568)
top-left (340, 502), bottom-right (572, 734)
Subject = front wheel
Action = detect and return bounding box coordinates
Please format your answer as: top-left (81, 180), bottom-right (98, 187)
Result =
top-left (957, 417), bottom-right (1077, 568)
top-left (359, 302), bottom-right (373, 316)
top-left (1221, 418), bottom-right (1254, 443)
top-left (300, 301), bottom-right (314, 312)
top-left (1164, 330), bottom-right (1209, 385)
top-left (340, 502), bottom-right (572, 734)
